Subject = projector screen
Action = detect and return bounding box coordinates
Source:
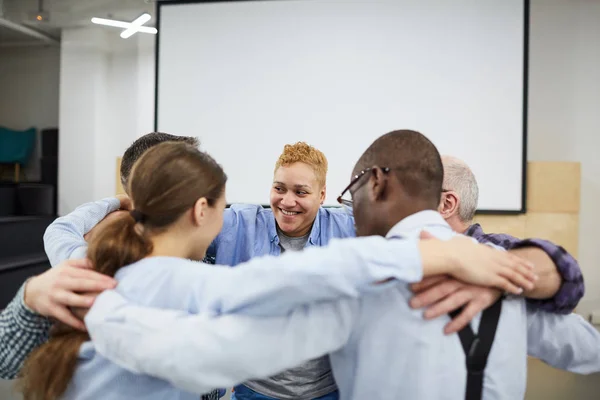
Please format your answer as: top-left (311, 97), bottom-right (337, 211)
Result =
top-left (156, 0), bottom-right (527, 212)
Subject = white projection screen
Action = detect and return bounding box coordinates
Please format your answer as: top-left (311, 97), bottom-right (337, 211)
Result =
top-left (156, 0), bottom-right (528, 212)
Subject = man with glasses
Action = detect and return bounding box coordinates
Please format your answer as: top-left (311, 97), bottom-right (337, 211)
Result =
top-left (338, 162), bottom-right (582, 334)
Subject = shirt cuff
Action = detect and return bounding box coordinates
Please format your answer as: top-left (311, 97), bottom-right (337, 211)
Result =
top-left (511, 238), bottom-right (584, 314)
top-left (14, 281), bottom-right (52, 332)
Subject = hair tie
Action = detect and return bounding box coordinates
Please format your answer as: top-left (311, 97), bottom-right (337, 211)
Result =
top-left (130, 209), bottom-right (146, 223)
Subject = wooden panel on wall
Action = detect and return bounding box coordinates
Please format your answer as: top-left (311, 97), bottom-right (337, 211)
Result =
top-left (472, 215), bottom-right (527, 239)
top-left (525, 213), bottom-right (579, 257)
top-left (116, 157), bottom-right (125, 195)
top-left (527, 161), bottom-right (580, 213)
top-left (525, 357), bottom-right (600, 400)
top-left (473, 162), bottom-right (580, 258)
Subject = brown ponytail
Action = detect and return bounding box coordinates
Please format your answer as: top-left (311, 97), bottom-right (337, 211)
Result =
top-left (18, 141), bottom-right (226, 399)
top-left (88, 212), bottom-right (153, 277)
top-left (18, 214), bottom-right (152, 400)
top-left (18, 326), bottom-right (87, 400)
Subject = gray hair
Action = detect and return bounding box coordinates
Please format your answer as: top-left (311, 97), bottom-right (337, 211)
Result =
top-left (441, 156), bottom-right (479, 222)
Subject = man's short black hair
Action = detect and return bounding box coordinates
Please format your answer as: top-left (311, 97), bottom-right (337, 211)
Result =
top-left (354, 130), bottom-right (443, 207)
top-left (120, 132), bottom-right (199, 188)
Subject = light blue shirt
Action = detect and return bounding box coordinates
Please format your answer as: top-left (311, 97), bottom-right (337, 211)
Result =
top-left (43, 199), bottom-right (356, 268)
top-left (43, 197), bottom-right (122, 267)
top-left (85, 211), bottom-right (600, 400)
top-left (209, 203), bottom-right (355, 265)
top-left (66, 234), bottom-right (423, 399)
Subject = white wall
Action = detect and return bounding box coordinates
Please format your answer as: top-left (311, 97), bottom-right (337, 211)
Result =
top-left (0, 45), bottom-right (60, 180)
top-left (135, 35), bottom-right (156, 136)
top-left (528, 0), bottom-right (600, 315)
top-left (54, 0), bottom-right (599, 314)
top-left (58, 28), bottom-right (154, 215)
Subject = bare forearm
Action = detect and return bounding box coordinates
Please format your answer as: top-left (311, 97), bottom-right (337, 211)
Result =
top-left (510, 247), bottom-right (561, 299)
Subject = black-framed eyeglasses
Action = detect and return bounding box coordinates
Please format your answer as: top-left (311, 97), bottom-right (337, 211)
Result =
top-left (337, 167), bottom-right (391, 208)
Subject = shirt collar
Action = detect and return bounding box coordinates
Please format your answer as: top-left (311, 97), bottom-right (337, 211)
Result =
top-left (385, 210), bottom-right (451, 239)
top-left (465, 223), bottom-right (484, 238)
top-left (268, 210), bottom-right (278, 242)
top-left (308, 208), bottom-right (323, 245)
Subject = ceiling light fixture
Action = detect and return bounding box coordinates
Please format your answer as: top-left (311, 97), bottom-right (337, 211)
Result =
top-left (91, 13), bottom-right (157, 38)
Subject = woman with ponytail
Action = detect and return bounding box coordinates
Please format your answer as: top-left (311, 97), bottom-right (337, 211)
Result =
top-left (18, 141), bottom-right (228, 400)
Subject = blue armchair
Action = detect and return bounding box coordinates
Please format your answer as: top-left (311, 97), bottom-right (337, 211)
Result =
top-left (0, 126), bottom-right (36, 181)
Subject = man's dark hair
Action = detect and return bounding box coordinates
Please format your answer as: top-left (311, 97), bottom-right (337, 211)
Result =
top-left (120, 132), bottom-right (199, 188)
top-left (354, 130), bottom-right (443, 207)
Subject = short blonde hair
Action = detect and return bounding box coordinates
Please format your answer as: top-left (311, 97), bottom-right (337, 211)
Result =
top-left (274, 142), bottom-right (328, 187)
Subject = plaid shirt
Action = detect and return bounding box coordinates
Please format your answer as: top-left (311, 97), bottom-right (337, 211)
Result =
top-left (465, 223), bottom-right (584, 314)
top-left (0, 282), bottom-right (51, 379)
top-left (202, 389), bottom-right (226, 400)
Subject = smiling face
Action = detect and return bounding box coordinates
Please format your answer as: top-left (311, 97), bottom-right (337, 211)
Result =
top-left (270, 162), bottom-right (326, 237)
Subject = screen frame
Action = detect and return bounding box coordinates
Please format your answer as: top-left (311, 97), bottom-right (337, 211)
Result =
top-left (154, 0), bottom-right (530, 214)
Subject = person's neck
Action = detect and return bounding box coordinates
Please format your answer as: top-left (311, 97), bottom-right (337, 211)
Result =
top-left (445, 215), bottom-right (471, 234)
top-left (378, 204), bottom-right (436, 237)
top-left (148, 230), bottom-right (204, 260)
top-left (277, 222), bottom-right (314, 238)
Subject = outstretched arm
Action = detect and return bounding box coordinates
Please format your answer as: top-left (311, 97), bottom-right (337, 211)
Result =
top-left (193, 234), bottom-right (533, 318)
top-left (43, 197), bottom-right (122, 266)
top-left (526, 305), bottom-right (600, 374)
top-left (86, 290), bottom-right (356, 395)
top-left (411, 233), bottom-right (584, 334)
top-left (510, 246), bottom-right (561, 299)
top-left (473, 231), bottom-right (583, 314)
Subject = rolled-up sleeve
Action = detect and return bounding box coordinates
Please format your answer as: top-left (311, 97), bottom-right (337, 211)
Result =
top-left (512, 238), bottom-right (584, 314)
top-left (474, 231), bottom-right (584, 314)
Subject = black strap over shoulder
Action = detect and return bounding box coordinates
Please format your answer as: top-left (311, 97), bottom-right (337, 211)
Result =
top-left (449, 299), bottom-right (503, 400)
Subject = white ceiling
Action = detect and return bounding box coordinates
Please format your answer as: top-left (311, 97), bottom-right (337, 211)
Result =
top-left (3, 0), bottom-right (600, 46)
top-left (0, 0), bottom-right (156, 45)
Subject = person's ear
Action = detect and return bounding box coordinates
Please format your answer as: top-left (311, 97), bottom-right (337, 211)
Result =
top-left (191, 197), bottom-right (209, 226)
top-left (438, 191), bottom-right (459, 219)
top-left (368, 167), bottom-right (388, 202)
top-left (319, 185), bottom-right (326, 205)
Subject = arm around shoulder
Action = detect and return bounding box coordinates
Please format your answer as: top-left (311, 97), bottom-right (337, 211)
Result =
top-left (43, 197), bottom-right (121, 266)
top-left (512, 238), bottom-right (584, 314)
top-left (85, 290), bottom-right (355, 395)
